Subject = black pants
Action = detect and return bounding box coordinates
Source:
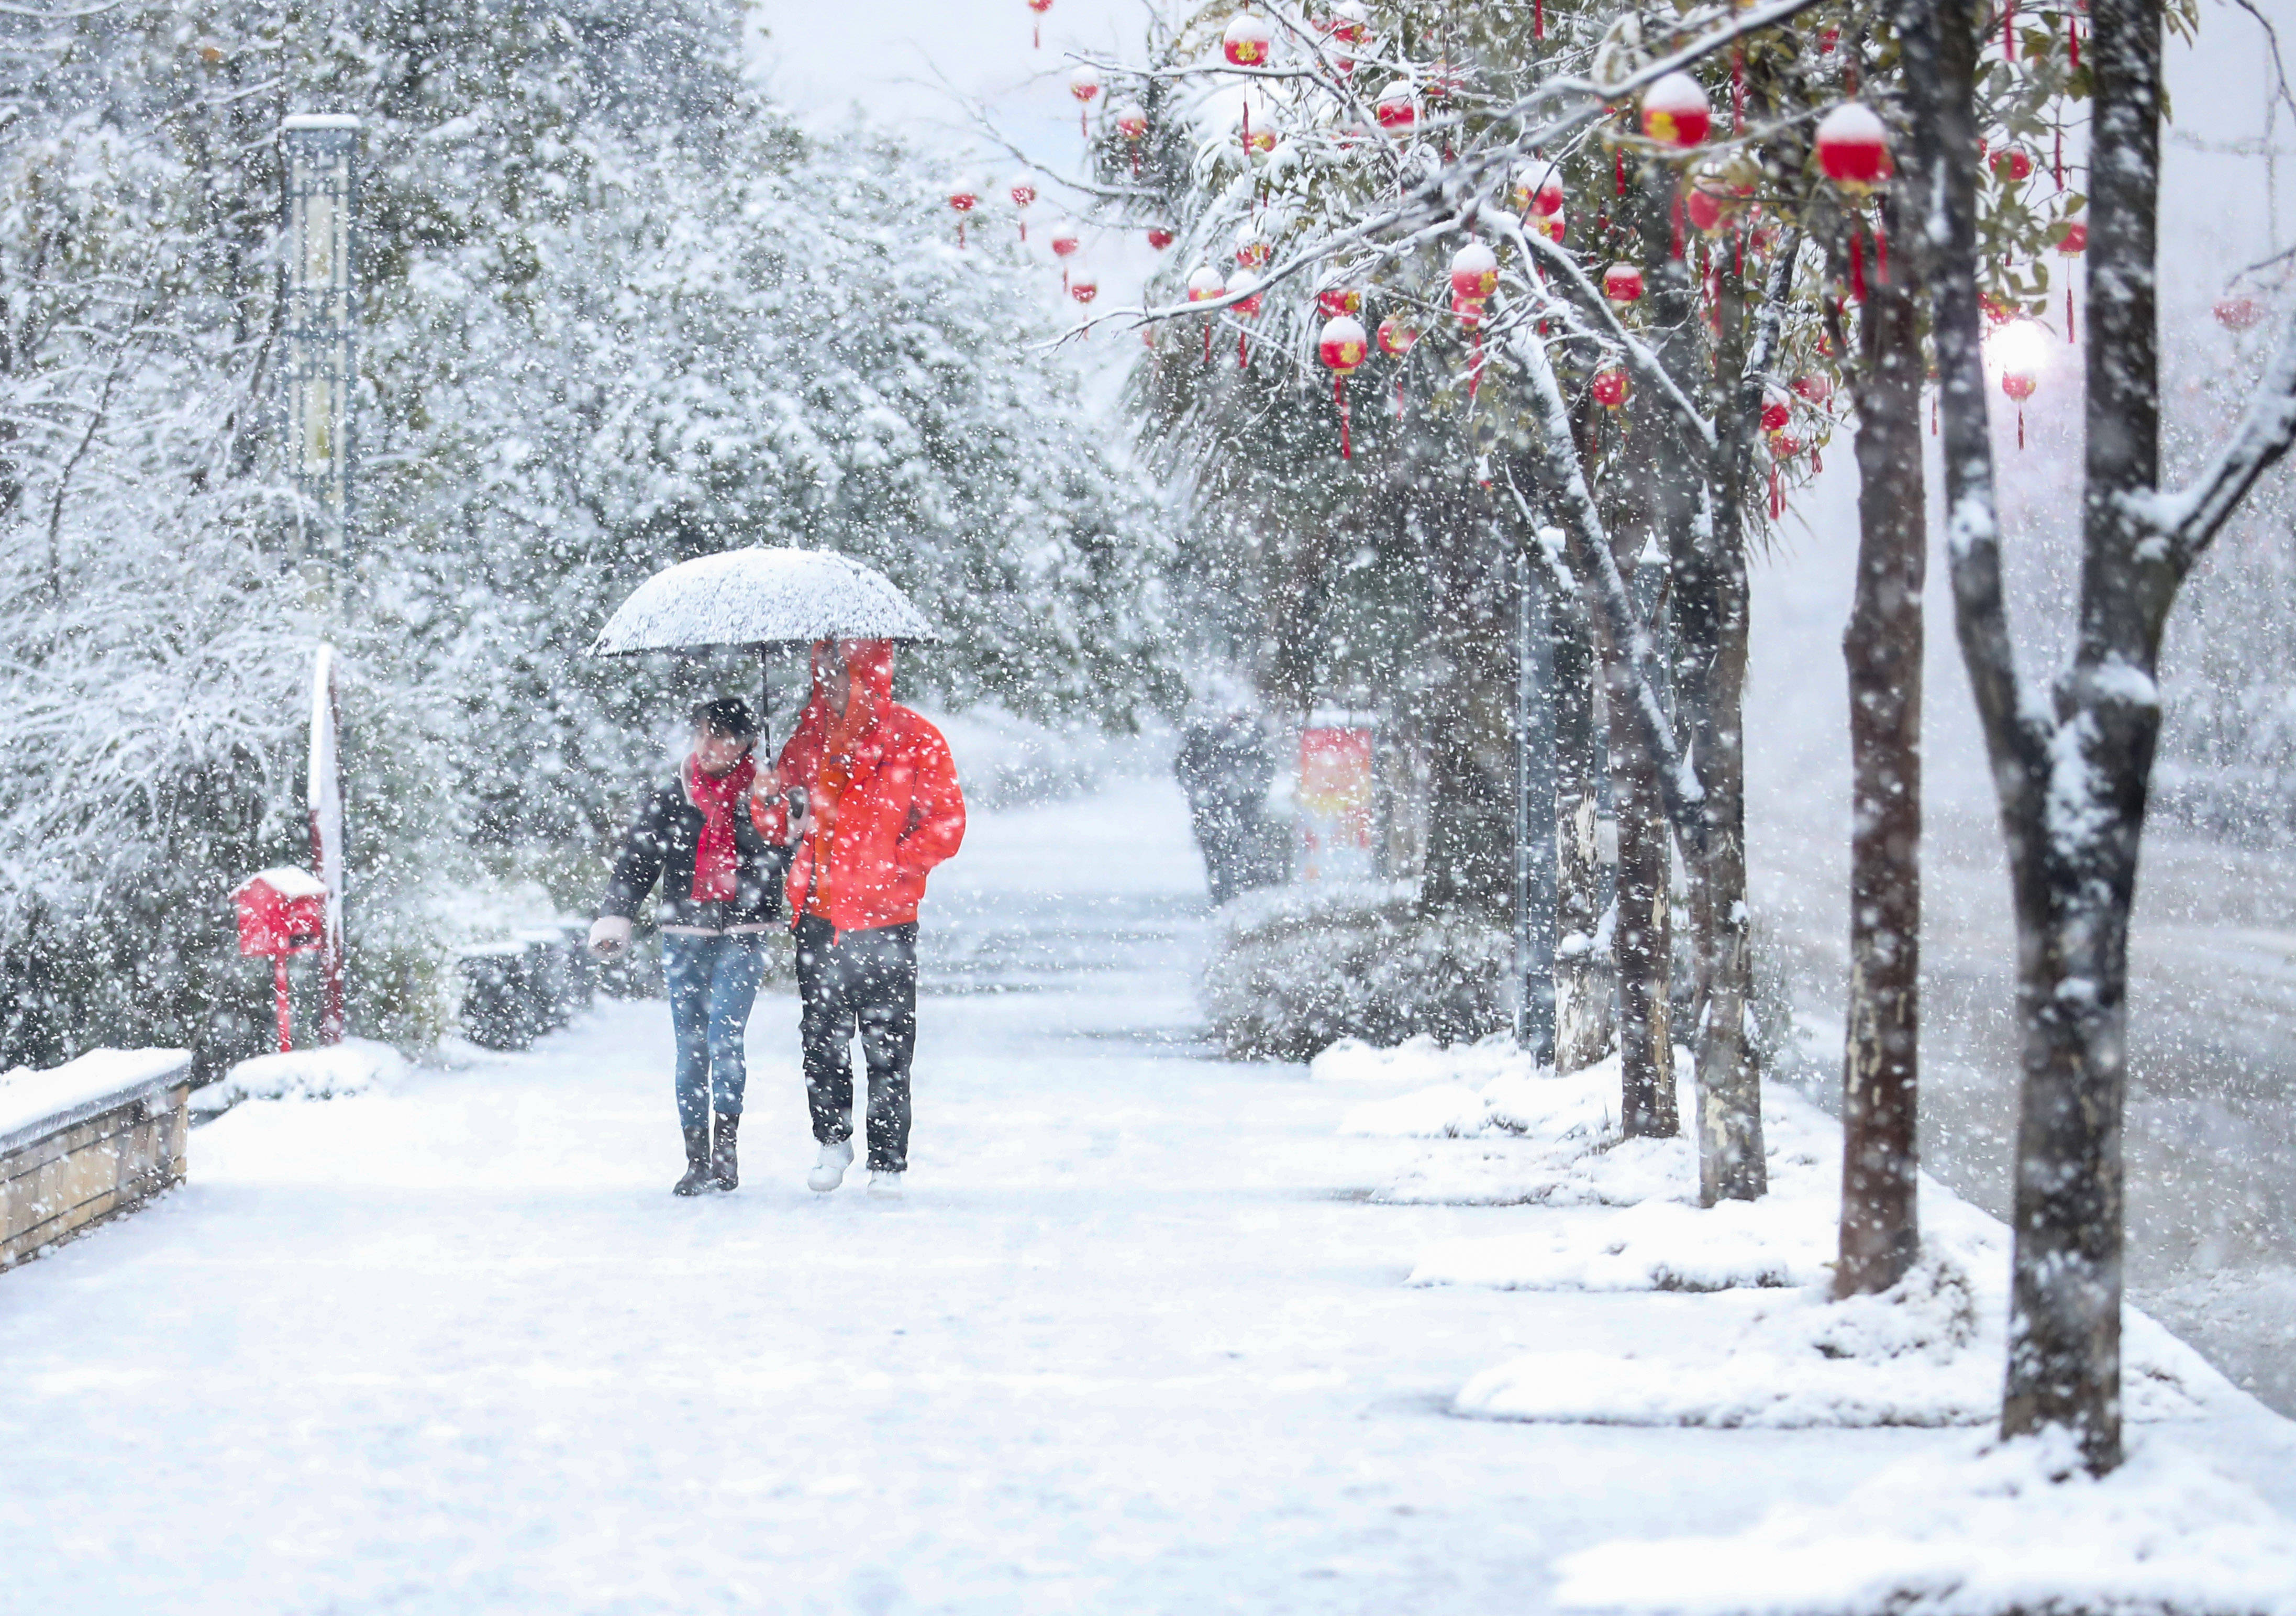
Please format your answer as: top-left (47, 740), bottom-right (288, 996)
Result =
top-left (795, 916), bottom-right (918, 1172)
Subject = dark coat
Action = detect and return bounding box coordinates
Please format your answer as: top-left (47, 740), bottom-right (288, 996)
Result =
top-left (603, 770), bottom-right (790, 933)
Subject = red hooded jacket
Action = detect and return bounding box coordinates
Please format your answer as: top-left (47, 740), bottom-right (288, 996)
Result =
top-left (752, 639), bottom-right (964, 934)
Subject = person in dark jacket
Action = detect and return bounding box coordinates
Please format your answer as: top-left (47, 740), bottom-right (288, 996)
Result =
top-left (1175, 711), bottom-right (1275, 904)
top-left (590, 698), bottom-right (789, 1196)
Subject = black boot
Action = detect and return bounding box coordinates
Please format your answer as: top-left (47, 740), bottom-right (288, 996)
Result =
top-left (673, 1119), bottom-right (714, 1196)
top-left (709, 1112), bottom-right (740, 1191)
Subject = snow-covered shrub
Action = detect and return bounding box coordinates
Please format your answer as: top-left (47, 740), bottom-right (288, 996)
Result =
top-left (1204, 883), bottom-right (1510, 1059)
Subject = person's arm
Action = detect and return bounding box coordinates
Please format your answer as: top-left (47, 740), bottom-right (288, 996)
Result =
top-left (893, 728), bottom-right (966, 877)
top-left (593, 788), bottom-right (669, 956)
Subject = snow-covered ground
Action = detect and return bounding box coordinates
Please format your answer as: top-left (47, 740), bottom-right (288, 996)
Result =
top-left (3, 777), bottom-right (2293, 1611)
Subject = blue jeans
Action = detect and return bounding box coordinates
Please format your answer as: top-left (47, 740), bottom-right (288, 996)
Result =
top-left (662, 933), bottom-right (768, 1132)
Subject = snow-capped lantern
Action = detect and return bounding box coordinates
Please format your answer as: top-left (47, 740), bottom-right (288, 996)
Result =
top-left (1223, 13), bottom-right (1273, 67)
top-left (1326, 0), bottom-right (1369, 44)
top-left (1318, 314), bottom-right (1369, 459)
top-left (1991, 145), bottom-right (2034, 182)
top-left (1009, 178), bottom-right (1037, 241)
top-left (1790, 373), bottom-right (1834, 406)
top-left (1450, 241), bottom-right (1500, 302)
top-left (1235, 230), bottom-right (1272, 270)
top-left (1112, 101), bottom-right (1149, 171)
top-left (2057, 220), bottom-right (2088, 255)
top-left (1377, 313), bottom-right (1418, 357)
top-left (1531, 207), bottom-right (1566, 243)
top-left (1188, 263), bottom-right (1228, 363)
top-left (1229, 269), bottom-right (1263, 367)
top-left (1592, 366), bottom-right (1631, 410)
top-left (1815, 103), bottom-right (1891, 190)
top-left (947, 178), bottom-right (980, 247)
top-left (1069, 267), bottom-right (1099, 305)
top-left (1603, 262), bottom-right (1645, 303)
top-left (1760, 391), bottom-right (1791, 433)
top-left (1237, 107), bottom-right (1278, 156)
top-left (1512, 164), bottom-right (1565, 219)
top-left (1374, 80), bottom-right (1416, 132)
top-left (2000, 362), bottom-right (2036, 447)
top-left (1050, 226), bottom-right (1082, 259)
top-left (1639, 73), bottom-right (1712, 149)
top-left (1317, 284), bottom-right (1363, 318)
top-left (1027, 0), bottom-right (1053, 48)
top-left (1684, 155), bottom-right (1757, 234)
top-left (2215, 295), bottom-right (2266, 332)
top-left (1069, 64), bottom-right (1101, 136)
top-left (1147, 225), bottom-right (1177, 251)
top-left (1994, 317), bottom-right (2047, 447)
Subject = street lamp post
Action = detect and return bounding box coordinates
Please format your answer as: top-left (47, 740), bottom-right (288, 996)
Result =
top-left (280, 114), bottom-right (360, 591)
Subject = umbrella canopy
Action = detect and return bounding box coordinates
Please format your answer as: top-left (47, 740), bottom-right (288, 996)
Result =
top-left (587, 548), bottom-right (937, 655)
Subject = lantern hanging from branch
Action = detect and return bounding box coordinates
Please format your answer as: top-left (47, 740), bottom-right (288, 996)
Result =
top-left (1069, 267), bottom-right (1099, 305)
top-left (1229, 269), bottom-right (1262, 367)
top-left (1223, 12), bottom-right (1272, 67)
top-left (947, 178), bottom-right (980, 248)
top-left (1050, 224), bottom-right (1081, 292)
top-left (1530, 206), bottom-right (1566, 243)
top-left (1512, 163), bottom-right (1564, 219)
top-left (1317, 284), bottom-right (1363, 318)
top-left (1234, 230), bottom-right (1271, 270)
top-left (1027, 0), bottom-right (1052, 48)
top-left (1188, 263), bottom-right (1226, 362)
top-left (1991, 145), bottom-right (2034, 182)
top-left (1374, 80), bottom-right (1416, 132)
top-left (1639, 73), bottom-right (1712, 148)
top-left (1112, 102), bottom-right (1148, 173)
top-left (1069, 65), bottom-right (1100, 137)
top-left (1147, 224), bottom-right (1175, 251)
top-left (1326, 1), bottom-right (1368, 44)
top-left (1760, 391), bottom-right (1791, 433)
top-left (1591, 366), bottom-right (1631, 411)
top-left (1449, 240), bottom-right (1499, 301)
top-left (1318, 314), bottom-right (1369, 459)
top-left (2214, 294), bottom-right (2266, 332)
top-left (2056, 219), bottom-right (2086, 341)
top-left (1378, 313), bottom-right (1418, 419)
top-left (1237, 105), bottom-right (1278, 157)
top-left (2001, 365), bottom-right (2035, 448)
top-left (1009, 178), bottom-right (1036, 240)
top-left (1814, 102), bottom-right (1892, 189)
top-left (1603, 262), bottom-right (1645, 303)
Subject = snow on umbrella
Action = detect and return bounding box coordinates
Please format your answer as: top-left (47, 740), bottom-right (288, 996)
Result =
top-left (590, 548), bottom-right (938, 655)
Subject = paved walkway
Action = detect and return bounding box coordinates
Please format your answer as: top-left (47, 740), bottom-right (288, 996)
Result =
top-left (0, 778), bottom-right (2176, 1613)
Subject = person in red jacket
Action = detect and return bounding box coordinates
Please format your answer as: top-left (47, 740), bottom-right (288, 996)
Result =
top-left (753, 638), bottom-right (964, 1197)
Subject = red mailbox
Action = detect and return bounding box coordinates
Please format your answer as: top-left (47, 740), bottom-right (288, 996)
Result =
top-left (234, 868), bottom-right (329, 1053)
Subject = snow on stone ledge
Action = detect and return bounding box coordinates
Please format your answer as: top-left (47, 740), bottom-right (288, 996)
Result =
top-left (0, 1048), bottom-right (193, 1153)
top-left (191, 1038), bottom-right (405, 1114)
top-left (1551, 1429), bottom-right (2296, 1616)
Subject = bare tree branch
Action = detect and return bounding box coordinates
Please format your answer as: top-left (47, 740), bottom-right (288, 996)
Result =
top-left (2149, 302), bottom-right (2296, 565)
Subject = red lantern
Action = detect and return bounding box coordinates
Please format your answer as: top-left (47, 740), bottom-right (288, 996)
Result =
top-left (1051, 225), bottom-right (1082, 294)
top-left (1816, 25), bottom-right (1839, 53)
top-left (2001, 364), bottom-right (2035, 448)
top-left (1374, 80), bottom-right (1415, 132)
top-left (1377, 314), bottom-right (1418, 357)
top-left (1513, 165), bottom-right (1565, 220)
top-left (1531, 208), bottom-right (1566, 243)
top-left (2057, 220), bottom-right (2088, 254)
top-left (1188, 263), bottom-right (1227, 363)
top-left (1237, 110), bottom-right (1278, 156)
top-left (1235, 231), bottom-right (1271, 270)
top-left (1640, 73), bottom-right (1712, 148)
top-left (1228, 269), bottom-right (1262, 366)
top-left (1069, 64), bottom-right (1100, 137)
top-left (1326, 0), bottom-right (1368, 43)
top-left (1112, 101), bottom-right (1148, 172)
top-left (1592, 367), bottom-right (1631, 410)
top-left (1790, 373), bottom-right (1834, 406)
top-left (1992, 145), bottom-right (2034, 182)
top-left (1814, 103), bottom-right (1891, 189)
top-left (1318, 314), bottom-right (1369, 459)
top-left (947, 180), bottom-right (979, 248)
top-left (1450, 240), bottom-right (1499, 301)
top-left (2215, 295), bottom-right (2266, 332)
top-left (1147, 225), bottom-right (1176, 251)
top-left (1602, 262), bottom-right (1645, 303)
top-left (1027, 0), bottom-right (1052, 49)
top-left (1070, 268), bottom-right (1099, 304)
top-left (1317, 285), bottom-right (1363, 318)
top-left (1761, 392), bottom-right (1790, 433)
top-left (1010, 179), bottom-right (1036, 240)
top-left (1224, 13), bottom-right (1273, 67)
top-left (1979, 291), bottom-right (2015, 325)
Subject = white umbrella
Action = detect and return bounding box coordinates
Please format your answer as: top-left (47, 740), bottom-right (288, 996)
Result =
top-left (588, 547), bottom-right (937, 738)
top-left (589, 547), bottom-right (936, 654)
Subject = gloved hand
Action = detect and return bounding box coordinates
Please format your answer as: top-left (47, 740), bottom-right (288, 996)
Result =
top-left (588, 914), bottom-right (633, 960)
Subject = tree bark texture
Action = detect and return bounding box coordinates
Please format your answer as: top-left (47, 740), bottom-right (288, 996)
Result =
top-left (1838, 230), bottom-right (1927, 1297)
top-left (1418, 493), bottom-right (1517, 925)
top-left (1554, 605), bottom-right (1615, 1072)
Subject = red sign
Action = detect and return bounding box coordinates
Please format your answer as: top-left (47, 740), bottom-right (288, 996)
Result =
top-left (1299, 724), bottom-right (1375, 880)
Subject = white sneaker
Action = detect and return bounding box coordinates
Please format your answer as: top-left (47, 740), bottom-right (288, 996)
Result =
top-left (867, 1171), bottom-right (904, 1199)
top-left (807, 1140), bottom-right (854, 1193)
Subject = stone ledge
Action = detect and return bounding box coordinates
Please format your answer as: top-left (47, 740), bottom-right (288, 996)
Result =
top-left (0, 1052), bottom-right (191, 1274)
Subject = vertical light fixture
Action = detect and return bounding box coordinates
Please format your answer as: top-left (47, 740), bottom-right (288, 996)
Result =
top-left (280, 114), bottom-right (360, 590)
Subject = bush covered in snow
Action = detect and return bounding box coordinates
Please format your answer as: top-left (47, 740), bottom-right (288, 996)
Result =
top-left (1204, 883), bottom-right (1510, 1059)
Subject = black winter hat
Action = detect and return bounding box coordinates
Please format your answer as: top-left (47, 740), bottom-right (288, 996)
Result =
top-left (690, 696), bottom-right (758, 741)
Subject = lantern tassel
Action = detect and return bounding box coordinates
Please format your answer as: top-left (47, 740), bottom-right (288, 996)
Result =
top-left (1395, 373), bottom-right (1405, 420)
top-left (1769, 464), bottom-right (1782, 519)
top-left (1732, 47), bottom-right (1745, 132)
top-left (1019, 220), bottom-right (1027, 241)
top-left (2054, 128), bottom-right (2064, 190)
top-left (2003, 0), bottom-right (2015, 58)
top-left (1203, 323), bottom-right (1212, 364)
top-left (2070, 20), bottom-right (2080, 68)
top-left (1615, 146), bottom-right (1625, 198)
top-left (1239, 327), bottom-right (1248, 369)
top-left (1873, 219), bottom-right (1888, 284)
top-left (1849, 229), bottom-right (1866, 302)
top-left (1336, 374), bottom-right (1352, 460)
top-left (1534, 0), bottom-right (1543, 38)
top-left (1932, 390), bottom-right (1938, 435)
top-left (958, 219), bottom-right (966, 250)
top-left (1670, 195), bottom-right (1685, 260)
top-left (2017, 405), bottom-right (2025, 450)
top-left (2067, 283), bottom-right (2076, 343)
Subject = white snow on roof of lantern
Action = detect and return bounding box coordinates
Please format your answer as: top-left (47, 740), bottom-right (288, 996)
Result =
top-left (240, 865), bottom-right (328, 899)
top-left (589, 547), bottom-right (937, 652)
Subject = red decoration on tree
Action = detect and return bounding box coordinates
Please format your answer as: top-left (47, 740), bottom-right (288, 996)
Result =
top-left (1010, 179), bottom-right (1036, 240)
top-left (1146, 225), bottom-right (1175, 251)
top-left (1449, 240), bottom-right (1499, 301)
top-left (1324, 1), bottom-right (1369, 43)
top-left (2215, 295), bottom-right (2266, 332)
top-left (1113, 102), bottom-right (1147, 173)
top-left (1069, 65), bottom-right (1100, 138)
top-left (1591, 367), bottom-right (1631, 410)
top-left (1377, 310), bottom-right (1418, 417)
top-left (1187, 263), bottom-right (1226, 362)
top-left (1761, 393), bottom-right (1791, 433)
top-left (2058, 220), bottom-right (2086, 341)
top-left (1318, 315), bottom-right (1369, 459)
top-left (1639, 73), bottom-right (1712, 148)
top-left (2001, 364), bottom-right (2035, 448)
top-left (1027, 0), bottom-right (1052, 49)
top-left (1790, 373), bottom-right (1834, 406)
top-left (1051, 224), bottom-right (1081, 292)
top-left (1992, 145), bottom-right (2035, 182)
top-left (1234, 230), bottom-right (1271, 270)
top-left (1530, 207), bottom-right (1566, 243)
top-left (1374, 81), bottom-right (1415, 131)
top-left (2003, 0), bottom-right (2016, 60)
top-left (1223, 13), bottom-right (1272, 67)
top-left (947, 180), bottom-right (979, 248)
top-left (1603, 262), bottom-right (1645, 303)
top-left (1228, 269), bottom-right (1261, 366)
top-left (1815, 102), bottom-right (1892, 189)
top-left (1069, 268), bottom-right (1099, 305)
top-left (1317, 285), bottom-right (1363, 318)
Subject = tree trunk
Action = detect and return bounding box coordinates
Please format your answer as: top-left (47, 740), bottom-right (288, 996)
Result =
top-left (1837, 220), bottom-right (1927, 1297)
top-left (1554, 604), bottom-right (1615, 1072)
top-left (1607, 537), bottom-right (1676, 1138)
top-left (1419, 495), bottom-right (1516, 926)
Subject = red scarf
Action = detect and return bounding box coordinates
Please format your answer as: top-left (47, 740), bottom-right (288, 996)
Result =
top-left (687, 752), bottom-right (756, 902)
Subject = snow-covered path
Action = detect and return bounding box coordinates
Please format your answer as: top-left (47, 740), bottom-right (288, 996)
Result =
top-left (3, 778), bottom-right (2286, 1613)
